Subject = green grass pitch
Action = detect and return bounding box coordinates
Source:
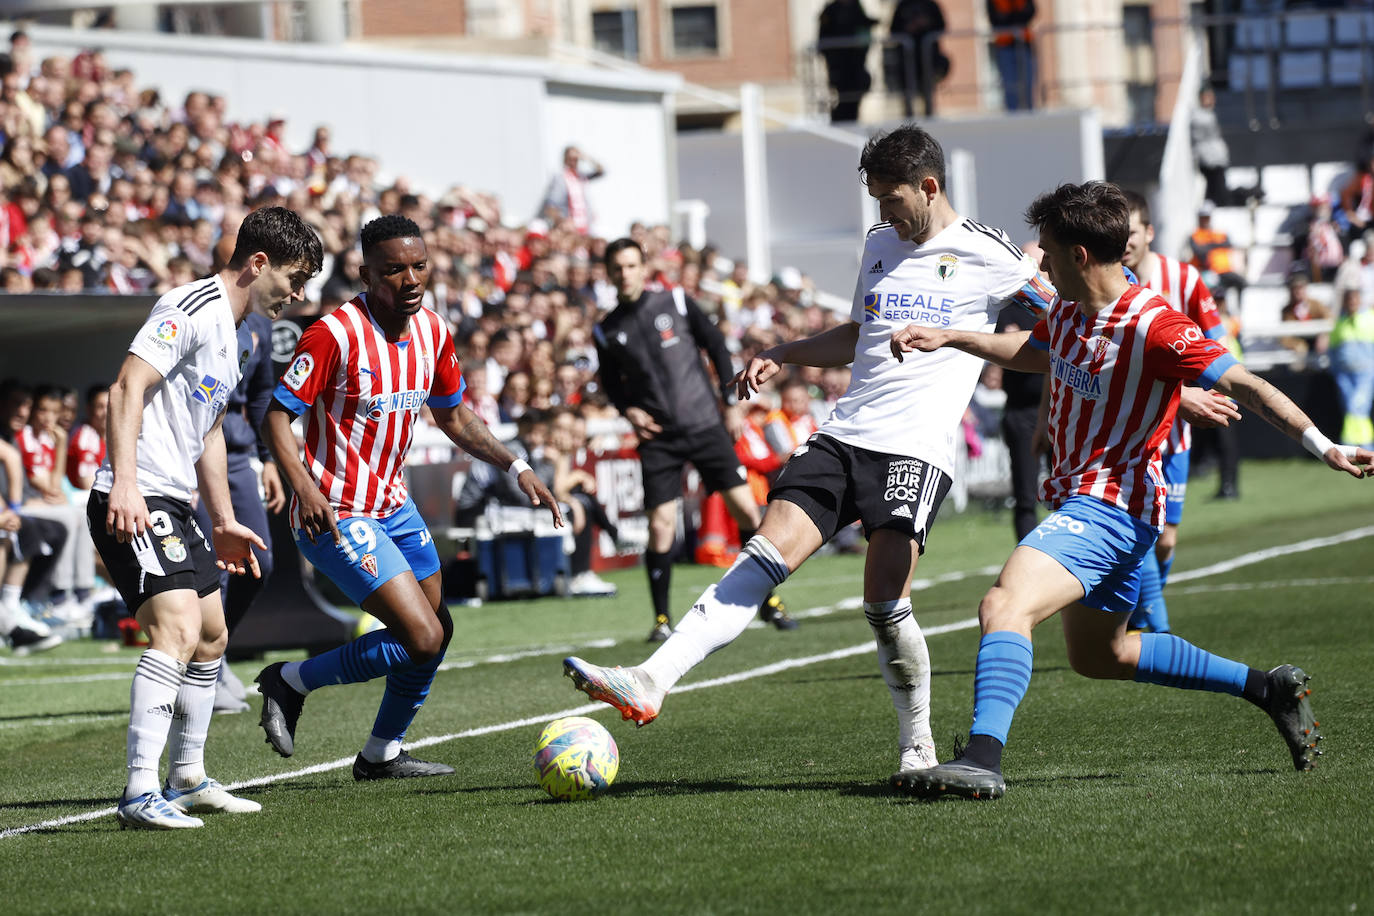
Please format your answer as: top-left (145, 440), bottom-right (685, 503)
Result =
top-left (2, 458), bottom-right (1372, 914)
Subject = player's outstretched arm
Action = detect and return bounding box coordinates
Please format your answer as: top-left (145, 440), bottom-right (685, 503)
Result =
top-left (105, 353), bottom-right (163, 542)
top-left (1213, 364), bottom-right (1374, 478)
top-left (734, 321), bottom-right (861, 400)
top-left (890, 326), bottom-right (1049, 373)
top-left (197, 415), bottom-right (265, 577)
top-left (262, 401), bottom-right (342, 544)
top-left (432, 403), bottom-right (564, 527)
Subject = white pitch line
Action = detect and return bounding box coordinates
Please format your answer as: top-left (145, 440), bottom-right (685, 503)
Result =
top-left (4, 527), bottom-right (1371, 839)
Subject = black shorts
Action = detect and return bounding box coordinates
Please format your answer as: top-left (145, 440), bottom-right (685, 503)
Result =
top-left (87, 491), bottom-right (221, 614)
top-left (768, 433), bottom-right (952, 551)
top-left (638, 424), bottom-right (748, 510)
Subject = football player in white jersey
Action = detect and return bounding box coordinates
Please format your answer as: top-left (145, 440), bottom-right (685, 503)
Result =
top-left (563, 124), bottom-right (1052, 779)
top-left (88, 207), bottom-right (322, 829)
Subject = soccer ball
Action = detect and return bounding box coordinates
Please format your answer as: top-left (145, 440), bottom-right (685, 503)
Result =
top-left (533, 716), bottom-right (619, 801)
top-left (354, 613), bottom-right (385, 639)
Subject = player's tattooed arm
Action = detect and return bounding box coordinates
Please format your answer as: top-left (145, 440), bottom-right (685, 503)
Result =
top-left (433, 403), bottom-right (564, 525)
top-left (1212, 365), bottom-right (1310, 439)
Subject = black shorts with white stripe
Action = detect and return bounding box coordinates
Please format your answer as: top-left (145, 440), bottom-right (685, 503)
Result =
top-left (767, 433), bottom-right (952, 551)
top-left (87, 491), bottom-right (221, 615)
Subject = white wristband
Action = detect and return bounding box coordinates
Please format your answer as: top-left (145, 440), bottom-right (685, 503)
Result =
top-left (508, 458), bottom-right (532, 478)
top-left (1301, 426), bottom-right (1335, 459)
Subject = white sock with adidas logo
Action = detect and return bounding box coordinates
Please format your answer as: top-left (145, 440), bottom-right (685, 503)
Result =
top-left (167, 659), bottom-right (221, 789)
top-left (126, 649), bottom-right (186, 800)
top-left (641, 536), bottom-right (791, 692)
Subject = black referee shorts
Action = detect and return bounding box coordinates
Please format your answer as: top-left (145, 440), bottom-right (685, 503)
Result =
top-left (637, 424), bottom-right (748, 510)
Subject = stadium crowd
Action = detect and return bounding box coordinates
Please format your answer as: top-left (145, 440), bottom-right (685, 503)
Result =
top-left (0, 33), bottom-right (851, 648)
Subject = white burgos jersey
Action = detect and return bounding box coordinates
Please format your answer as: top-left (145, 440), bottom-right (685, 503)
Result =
top-left (820, 220), bottom-right (1047, 475)
top-left (94, 276), bottom-right (244, 502)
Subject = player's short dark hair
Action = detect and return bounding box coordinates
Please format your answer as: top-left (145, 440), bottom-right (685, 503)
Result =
top-left (360, 214), bottom-right (422, 255)
top-left (603, 237), bottom-right (643, 269)
top-left (31, 384), bottom-right (62, 405)
top-left (228, 206), bottom-right (323, 275)
top-left (1123, 189), bottom-right (1151, 226)
top-left (1024, 181), bottom-right (1130, 264)
top-left (857, 124), bottom-right (947, 191)
top-left (86, 383), bottom-right (108, 405)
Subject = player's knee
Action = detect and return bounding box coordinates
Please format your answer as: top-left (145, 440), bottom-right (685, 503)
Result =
top-left (977, 586), bottom-right (1017, 631)
top-left (404, 619), bottom-right (446, 664)
top-left (197, 628), bottom-right (229, 661)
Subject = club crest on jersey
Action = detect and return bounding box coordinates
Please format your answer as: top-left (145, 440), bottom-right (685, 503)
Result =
top-left (161, 536), bottom-right (187, 563)
top-left (284, 353), bottom-right (314, 391)
top-left (360, 553), bottom-right (378, 577)
top-left (937, 254), bottom-right (959, 281)
top-left (367, 389), bottom-right (427, 420)
top-left (192, 375), bottom-right (228, 408)
top-left (1087, 335), bottom-right (1115, 374)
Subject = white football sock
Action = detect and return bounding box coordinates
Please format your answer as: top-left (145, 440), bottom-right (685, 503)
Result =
top-left (281, 660), bottom-right (310, 695)
top-left (1, 584), bottom-right (22, 610)
top-left (167, 659), bottom-right (220, 789)
top-left (640, 536), bottom-right (790, 692)
top-left (361, 735), bottom-right (402, 764)
top-left (865, 599), bottom-right (932, 748)
top-left (125, 649), bottom-right (186, 800)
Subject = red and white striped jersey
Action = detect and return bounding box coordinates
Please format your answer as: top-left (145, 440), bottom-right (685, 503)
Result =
top-left (1031, 285), bottom-right (1236, 527)
top-left (16, 426), bottom-right (55, 483)
top-left (274, 296), bottom-right (465, 524)
top-left (1141, 253), bottom-right (1223, 454)
top-left (67, 422), bottom-right (105, 488)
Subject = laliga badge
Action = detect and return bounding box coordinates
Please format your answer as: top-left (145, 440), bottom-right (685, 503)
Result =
top-left (360, 553), bottom-right (378, 577)
top-left (162, 536), bottom-right (187, 563)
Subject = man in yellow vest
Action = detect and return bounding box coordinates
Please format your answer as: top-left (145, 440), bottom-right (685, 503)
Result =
top-left (1332, 288), bottom-right (1374, 447)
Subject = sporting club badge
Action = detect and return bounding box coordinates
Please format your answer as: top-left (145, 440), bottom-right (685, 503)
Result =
top-left (360, 553), bottom-right (378, 577)
top-left (284, 353), bottom-right (314, 391)
top-left (161, 536), bottom-right (187, 563)
top-left (936, 254), bottom-right (958, 281)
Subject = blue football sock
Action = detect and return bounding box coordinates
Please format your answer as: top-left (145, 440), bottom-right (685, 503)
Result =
top-left (1134, 632), bottom-right (1248, 696)
top-left (1158, 554), bottom-right (1175, 589)
top-left (370, 649), bottom-right (444, 744)
top-left (296, 628), bottom-right (416, 692)
top-left (1128, 550), bottom-right (1169, 632)
top-left (969, 631), bottom-right (1034, 746)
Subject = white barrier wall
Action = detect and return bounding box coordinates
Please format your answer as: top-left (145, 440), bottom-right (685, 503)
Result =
top-left (23, 25), bottom-right (679, 236)
top-left (678, 110), bottom-right (1104, 297)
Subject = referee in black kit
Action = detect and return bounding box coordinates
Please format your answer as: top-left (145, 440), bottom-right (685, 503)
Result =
top-left (594, 238), bottom-right (795, 642)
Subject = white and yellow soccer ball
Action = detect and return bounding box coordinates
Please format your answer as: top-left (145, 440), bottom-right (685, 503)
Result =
top-left (533, 716), bottom-right (619, 801)
top-left (354, 613), bottom-right (385, 639)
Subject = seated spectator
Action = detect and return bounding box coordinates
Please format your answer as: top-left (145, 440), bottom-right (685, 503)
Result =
top-left (763, 377), bottom-right (820, 462)
top-left (1189, 203), bottom-right (1245, 307)
top-left (546, 407), bottom-right (618, 596)
top-left (1337, 155), bottom-right (1374, 246)
top-left (1301, 196), bottom-right (1345, 283)
top-left (498, 370), bottom-right (532, 423)
top-left (1334, 236), bottom-right (1374, 308)
top-left (453, 412), bottom-right (540, 528)
top-left (1279, 269), bottom-right (1332, 358)
top-left (0, 437), bottom-right (64, 652)
top-left (462, 365), bottom-right (501, 427)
